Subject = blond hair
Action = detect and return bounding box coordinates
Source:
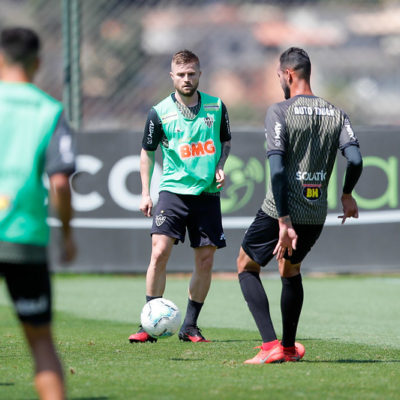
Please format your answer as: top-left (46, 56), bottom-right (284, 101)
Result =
top-left (172, 50), bottom-right (200, 68)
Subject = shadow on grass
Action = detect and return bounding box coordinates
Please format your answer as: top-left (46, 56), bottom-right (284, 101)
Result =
top-left (305, 359), bottom-right (400, 364)
top-left (70, 397), bottom-right (109, 400)
top-left (0, 382), bottom-right (14, 386)
top-left (170, 358), bottom-right (204, 361)
top-left (210, 339), bottom-right (259, 343)
top-left (25, 398), bottom-right (109, 400)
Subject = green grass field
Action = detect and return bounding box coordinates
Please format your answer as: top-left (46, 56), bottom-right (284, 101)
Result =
top-left (1, 274), bottom-right (400, 400)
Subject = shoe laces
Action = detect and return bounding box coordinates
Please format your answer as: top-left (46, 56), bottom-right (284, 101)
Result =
top-left (187, 325), bottom-right (204, 337)
top-left (194, 325), bottom-right (203, 334)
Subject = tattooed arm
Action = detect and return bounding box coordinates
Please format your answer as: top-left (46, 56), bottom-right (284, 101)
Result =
top-left (215, 140), bottom-right (231, 189)
top-left (215, 102), bottom-right (232, 189)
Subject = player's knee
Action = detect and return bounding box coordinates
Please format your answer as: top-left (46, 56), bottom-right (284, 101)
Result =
top-left (195, 247), bottom-right (215, 270)
top-left (196, 254), bottom-right (214, 272)
top-left (279, 260), bottom-right (301, 277)
top-left (236, 254), bottom-right (245, 273)
top-left (150, 246), bottom-right (170, 266)
top-left (236, 248), bottom-right (255, 273)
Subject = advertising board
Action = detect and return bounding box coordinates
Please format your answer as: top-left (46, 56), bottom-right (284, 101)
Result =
top-left (50, 127), bottom-right (400, 273)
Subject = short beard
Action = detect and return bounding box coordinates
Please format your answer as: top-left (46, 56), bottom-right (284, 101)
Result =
top-left (176, 83), bottom-right (198, 98)
top-left (283, 85), bottom-right (291, 100)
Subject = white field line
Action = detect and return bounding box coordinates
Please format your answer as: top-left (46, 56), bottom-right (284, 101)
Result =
top-left (47, 210), bottom-right (400, 229)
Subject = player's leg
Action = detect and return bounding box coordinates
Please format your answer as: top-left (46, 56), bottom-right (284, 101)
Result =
top-left (130, 191), bottom-right (187, 343)
top-left (3, 262), bottom-right (64, 399)
top-left (278, 224), bottom-right (324, 361)
top-left (179, 194), bottom-right (224, 342)
top-left (278, 258), bottom-right (305, 361)
top-left (237, 248), bottom-right (284, 364)
top-left (23, 323), bottom-right (64, 400)
top-left (237, 248), bottom-right (277, 343)
top-left (129, 234), bottom-right (175, 343)
top-left (145, 233), bottom-right (175, 296)
top-left (145, 192), bottom-right (188, 296)
top-left (190, 245), bottom-right (216, 302)
top-left (238, 210), bottom-right (285, 363)
top-left (279, 258), bottom-right (302, 348)
top-left (179, 245), bottom-right (216, 342)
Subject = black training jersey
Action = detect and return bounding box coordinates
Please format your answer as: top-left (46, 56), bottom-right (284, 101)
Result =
top-left (262, 95), bottom-right (359, 225)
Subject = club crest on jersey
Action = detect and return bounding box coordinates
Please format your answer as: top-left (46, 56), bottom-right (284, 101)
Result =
top-left (303, 185), bottom-right (322, 201)
top-left (155, 213), bottom-right (167, 227)
top-left (204, 113), bottom-right (215, 128)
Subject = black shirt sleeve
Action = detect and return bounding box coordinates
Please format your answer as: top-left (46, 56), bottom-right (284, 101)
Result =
top-left (265, 103), bottom-right (287, 157)
top-left (45, 113), bottom-right (76, 176)
top-left (342, 145), bottom-right (363, 194)
top-left (339, 113), bottom-right (359, 153)
top-left (142, 108), bottom-right (163, 151)
top-left (220, 102), bottom-right (231, 142)
top-left (268, 153), bottom-right (289, 217)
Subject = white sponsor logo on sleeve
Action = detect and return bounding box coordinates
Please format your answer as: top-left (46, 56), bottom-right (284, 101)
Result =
top-left (274, 122), bottom-right (282, 147)
top-left (60, 135), bottom-right (74, 163)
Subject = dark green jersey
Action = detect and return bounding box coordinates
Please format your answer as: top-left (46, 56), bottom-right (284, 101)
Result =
top-left (262, 95), bottom-right (359, 224)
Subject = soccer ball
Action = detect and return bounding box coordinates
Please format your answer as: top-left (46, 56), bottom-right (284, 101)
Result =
top-left (140, 298), bottom-right (181, 339)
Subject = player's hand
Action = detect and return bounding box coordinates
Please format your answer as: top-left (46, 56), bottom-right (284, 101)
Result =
top-left (215, 168), bottom-right (225, 189)
top-left (273, 216), bottom-right (298, 260)
top-left (60, 233), bottom-right (76, 264)
top-left (140, 194), bottom-right (153, 217)
top-left (338, 193), bottom-right (359, 224)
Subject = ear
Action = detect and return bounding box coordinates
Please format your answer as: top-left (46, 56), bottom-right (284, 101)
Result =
top-left (169, 71), bottom-right (174, 80)
top-left (286, 69), bottom-right (294, 84)
top-left (34, 56), bottom-right (40, 73)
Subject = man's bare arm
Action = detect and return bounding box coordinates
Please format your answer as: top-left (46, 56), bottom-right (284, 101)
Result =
top-left (215, 140), bottom-right (231, 189)
top-left (140, 148), bottom-right (155, 217)
top-left (49, 173), bottom-right (76, 263)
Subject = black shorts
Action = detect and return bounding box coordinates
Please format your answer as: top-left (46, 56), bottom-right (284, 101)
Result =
top-left (0, 262), bottom-right (52, 325)
top-left (151, 191), bottom-right (226, 249)
top-left (242, 209), bottom-right (323, 266)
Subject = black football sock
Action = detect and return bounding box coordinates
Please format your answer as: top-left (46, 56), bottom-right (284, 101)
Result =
top-left (146, 295), bottom-right (162, 303)
top-left (181, 299), bottom-right (204, 328)
top-left (280, 274), bottom-right (303, 348)
top-left (238, 271), bottom-right (277, 343)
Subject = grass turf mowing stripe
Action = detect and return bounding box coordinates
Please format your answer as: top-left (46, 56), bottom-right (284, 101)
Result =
top-left (1, 274), bottom-right (400, 399)
top-left (0, 305), bottom-right (399, 400)
top-left (1, 275), bottom-right (400, 349)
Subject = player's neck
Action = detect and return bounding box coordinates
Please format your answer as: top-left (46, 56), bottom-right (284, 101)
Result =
top-left (175, 91), bottom-right (199, 107)
top-left (290, 81), bottom-right (313, 98)
top-left (0, 67), bottom-right (32, 83)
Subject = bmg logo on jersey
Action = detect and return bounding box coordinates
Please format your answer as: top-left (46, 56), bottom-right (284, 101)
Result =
top-left (179, 139), bottom-right (216, 159)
